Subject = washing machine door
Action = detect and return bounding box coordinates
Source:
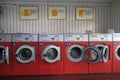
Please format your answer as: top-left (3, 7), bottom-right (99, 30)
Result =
top-left (42, 44), bottom-right (61, 63)
top-left (102, 45), bottom-right (109, 62)
top-left (15, 45), bottom-right (35, 64)
top-left (0, 45), bottom-right (9, 64)
top-left (90, 44), bottom-right (109, 63)
top-left (67, 44), bottom-right (84, 62)
top-left (84, 46), bottom-right (101, 63)
top-left (94, 44), bottom-right (109, 62)
top-left (115, 45), bottom-right (120, 61)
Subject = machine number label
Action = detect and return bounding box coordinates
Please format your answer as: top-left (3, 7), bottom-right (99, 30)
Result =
top-left (65, 42), bottom-right (68, 46)
top-left (113, 41), bottom-right (117, 45)
top-left (90, 42), bottom-right (93, 46)
top-left (39, 42), bottom-right (43, 46)
top-left (13, 42), bottom-right (16, 46)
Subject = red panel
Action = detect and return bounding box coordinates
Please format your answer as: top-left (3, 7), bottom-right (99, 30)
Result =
top-left (89, 42), bottom-right (113, 73)
top-left (12, 42), bottom-right (39, 75)
top-left (0, 42), bottom-right (13, 76)
top-left (39, 42), bottom-right (64, 75)
top-left (113, 42), bottom-right (120, 73)
top-left (64, 42), bottom-right (89, 74)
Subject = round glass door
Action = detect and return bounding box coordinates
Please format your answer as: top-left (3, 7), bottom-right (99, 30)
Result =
top-left (84, 46), bottom-right (101, 63)
top-left (45, 48), bottom-right (58, 60)
top-left (15, 45), bottom-right (35, 63)
top-left (102, 46), bottom-right (109, 62)
top-left (70, 47), bottom-right (82, 59)
top-left (0, 48), bottom-right (4, 61)
top-left (18, 48), bottom-right (32, 60)
top-left (67, 44), bottom-right (84, 62)
top-left (42, 45), bottom-right (61, 63)
top-left (115, 46), bottom-right (120, 60)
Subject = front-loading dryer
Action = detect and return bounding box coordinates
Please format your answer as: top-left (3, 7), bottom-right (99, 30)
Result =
top-left (39, 34), bottom-right (64, 75)
top-left (0, 34), bottom-right (13, 76)
top-left (112, 33), bottom-right (120, 73)
top-left (64, 34), bottom-right (89, 74)
top-left (84, 33), bottom-right (112, 73)
top-left (12, 33), bottom-right (38, 75)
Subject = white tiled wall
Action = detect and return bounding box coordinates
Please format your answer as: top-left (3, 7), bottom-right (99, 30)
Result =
top-left (0, 1), bottom-right (112, 33)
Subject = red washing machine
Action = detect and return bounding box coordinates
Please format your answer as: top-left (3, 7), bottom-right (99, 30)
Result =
top-left (39, 34), bottom-right (64, 75)
top-left (112, 33), bottom-right (120, 73)
top-left (0, 34), bottom-right (13, 76)
top-left (12, 33), bottom-right (39, 75)
top-left (84, 33), bottom-right (113, 73)
top-left (64, 34), bottom-right (89, 74)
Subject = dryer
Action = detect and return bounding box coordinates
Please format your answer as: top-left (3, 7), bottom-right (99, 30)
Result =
top-left (84, 33), bottom-right (112, 73)
top-left (112, 33), bottom-right (120, 73)
top-left (39, 34), bottom-right (64, 75)
top-left (64, 34), bottom-right (89, 74)
top-left (0, 34), bottom-right (13, 76)
top-left (12, 33), bottom-right (38, 75)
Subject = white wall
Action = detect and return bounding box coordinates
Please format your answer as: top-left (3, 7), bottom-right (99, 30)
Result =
top-left (110, 0), bottom-right (120, 33)
top-left (0, 2), bottom-right (110, 33)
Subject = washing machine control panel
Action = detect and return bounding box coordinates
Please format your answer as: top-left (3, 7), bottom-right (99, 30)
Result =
top-left (113, 33), bottom-right (120, 41)
top-left (39, 34), bottom-right (63, 42)
top-left (64, 34), bottom-right (88, 42)
top-left (12, 34), bottom-right (38, 42)
top-left (0, 34), bottom-right (11, 42)
top-left (89, 34), bottom-right (112, 41)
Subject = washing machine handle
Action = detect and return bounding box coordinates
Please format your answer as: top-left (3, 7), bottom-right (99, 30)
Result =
top-left (43, 54), bottom-right (46, 57)
top-left (102, 45), bottom-right (109, 63)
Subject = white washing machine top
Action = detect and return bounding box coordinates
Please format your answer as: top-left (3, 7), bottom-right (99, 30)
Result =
top-left (64, 34), bottom-right (88, 42)
top-left (39, 34), bottom-right (64, 42)
top-left (89, 33), bottom-right (112, 42)
top-left (12, 33), bottom-right (38, 42)
top-left (113, 33), bottom-right (120, 41)
top-left (0, 33), bottom-right (12, 42)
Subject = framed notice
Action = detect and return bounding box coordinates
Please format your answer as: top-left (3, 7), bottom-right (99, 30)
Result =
top-left (48, 6), bottom-right (66, 20)
top-left (19, 6), bottom-right (39, 20)
top-left (76, 7), bottom-right (93, 20)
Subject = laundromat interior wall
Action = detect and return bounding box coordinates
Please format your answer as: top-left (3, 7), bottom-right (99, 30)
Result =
top-left (0, 0), bottom-right (120, 33)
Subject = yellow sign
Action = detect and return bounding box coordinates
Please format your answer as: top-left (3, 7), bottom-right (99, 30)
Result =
top-left (52, 9), bottom-right (58, 16)
top-left (21, 9), bottom-right (32, 16)
top-left (79, 10), bottom-right (84, 17)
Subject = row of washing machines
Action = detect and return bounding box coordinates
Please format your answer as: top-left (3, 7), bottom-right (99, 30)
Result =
top-left (0, 33), bottom-right (120, 76)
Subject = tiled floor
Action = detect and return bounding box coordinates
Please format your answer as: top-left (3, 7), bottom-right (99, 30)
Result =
top-left (0, 73), bottom-right (120, 80)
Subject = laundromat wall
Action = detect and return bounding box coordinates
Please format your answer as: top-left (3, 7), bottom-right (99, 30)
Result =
top-left (0, 0), bottom-right (120, 33)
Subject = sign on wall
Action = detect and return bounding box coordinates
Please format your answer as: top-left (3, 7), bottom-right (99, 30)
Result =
top-left (76, 7), bottom-right (93, 20)
top-left (48, 6), bottom-right (66, 20)
top-left (19, 6), bottom-right (39, 20)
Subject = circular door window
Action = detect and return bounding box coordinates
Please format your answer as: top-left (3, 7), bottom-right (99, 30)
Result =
top-left (84, 46), bottom-right (101, 63)
top-left (67, 44), bottom-right (84, 62)
top-left (115, 46), bottom-right (120, 61)
top-left (0, 45), bottom-right (6, 63)
top-left (70, 47), bottom-right (82, 59)
top-left (42, 45), bottom-right (61, 63)
top-left (15, 45), bottom-right (35, 63)
top-left (45, 48), bottom-right (58, 60)
top-left (0, 48), bottom-right (4, 61)
top-left (91, 44), bottom-right (105, 61)
top-left (18, 48), bottom-right (32, 60)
